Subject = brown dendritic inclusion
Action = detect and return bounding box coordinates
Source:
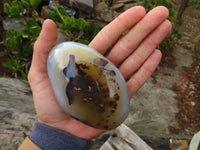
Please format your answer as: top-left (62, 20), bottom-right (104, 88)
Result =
top-left (47, 42), bottom-right (129, 130)
top-left (63, 55), bottom-right (120, 129)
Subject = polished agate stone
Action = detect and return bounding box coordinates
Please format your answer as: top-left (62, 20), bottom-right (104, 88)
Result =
top-left (47, 42), bottom-right (129, 130)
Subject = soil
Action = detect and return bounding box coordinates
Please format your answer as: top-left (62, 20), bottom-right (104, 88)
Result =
top-left (165, 1), bottom-right (200, 135)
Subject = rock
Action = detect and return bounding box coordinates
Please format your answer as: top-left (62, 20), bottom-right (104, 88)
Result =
top-left (74, 0), bottom-right (93, 13)
top-left (3, 17), bottom-right (25, 31)
top-left (125, 77), bottom-right (179, 134)
top-left (95, 2), bottom-right (119, 22)
top-left (99, 9), bottom-right (119, 22)
top-left (111, 3), bottom-right (124, 10)
top-left (124, 1), bottom-right (143, 10)
top-left (113, 0), bottom-right (143, 11)
top-left (104, 0), bottom-right (113, 6)
top-left (94, 0), bottom-right (144, 22)
top-left (94, 2), bottom-right (109, 13)
top-left (0, 72), bottom-right (193, 150)
top-left (0, 78), bottom-right (36, 150)
top-left (41, 5), bottom-right (51, 19)
top-left (193, 33), bottom-right (200, 45)
top-left (57, 28), bottom-right (66, 44)
top-left (58, 0), bottom-right (93, 14)
top-left (173, 46), bottom-right (193, 68)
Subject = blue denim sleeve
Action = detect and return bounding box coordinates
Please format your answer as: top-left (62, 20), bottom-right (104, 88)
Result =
top-left (29, 121), bottom-right (92, 150)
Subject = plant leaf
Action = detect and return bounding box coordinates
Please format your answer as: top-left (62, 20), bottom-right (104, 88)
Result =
top-left (4, 3), bottom-right (10, 14)
top-left (30, 0), bottom-right (41, 10)
top-left (21, 0), bottom-right (31, 8)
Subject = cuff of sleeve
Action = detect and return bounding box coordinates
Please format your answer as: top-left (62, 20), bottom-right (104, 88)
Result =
top-left (29, 121), bottom-right (92, 150)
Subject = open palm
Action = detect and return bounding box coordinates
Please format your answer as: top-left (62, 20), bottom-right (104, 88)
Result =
top-left (28, 6), bottom-right (171, 140)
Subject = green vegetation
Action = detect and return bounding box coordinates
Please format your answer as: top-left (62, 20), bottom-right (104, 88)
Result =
top-left (48, 5), bottom-right (99, 45)
top-left (2, 0), bottom-right (189, 79)
top-left (143, 0), bottom-right (174, 21)
top-left (3, 0), bottom-right (41, 79)
top-left (3, 20), bottom-right (41, 79)
top-left (2, 0), bottom-right (99, 79)
top-left (190, 0), bottom-right (200, 9)
top-left (4, 1), bottom-right (21, 18)
top-left (4, 0), bottom-right (41, 18)
top-left (143, 0), bottom-right (183, 66)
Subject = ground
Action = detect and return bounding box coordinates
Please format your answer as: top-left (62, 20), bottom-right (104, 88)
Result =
top-left (164, 1), bottom-right (200, 135)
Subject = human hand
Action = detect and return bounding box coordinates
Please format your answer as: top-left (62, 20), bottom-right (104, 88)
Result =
top-left (28, 6), bottom-right (171, 140)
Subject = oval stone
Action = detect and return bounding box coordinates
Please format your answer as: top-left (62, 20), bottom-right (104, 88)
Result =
top-left (47, 42), bottom-right (130, 130)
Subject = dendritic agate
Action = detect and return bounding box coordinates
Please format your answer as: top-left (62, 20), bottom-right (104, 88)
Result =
top-left (47, 42), bottom-right (129, 130)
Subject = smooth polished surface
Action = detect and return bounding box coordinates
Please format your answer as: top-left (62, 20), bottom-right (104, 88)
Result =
top-left (47, 42), bottom-right (129, 130)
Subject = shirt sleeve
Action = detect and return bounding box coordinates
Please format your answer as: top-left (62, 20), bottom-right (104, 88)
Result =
top-left (19, 121), bottom-right (92, 150)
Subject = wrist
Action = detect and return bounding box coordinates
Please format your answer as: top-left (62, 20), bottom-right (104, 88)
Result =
top-left (29, 121), bottom-right (92, 150)
top-left (37, 118), bottom-right (105, 140)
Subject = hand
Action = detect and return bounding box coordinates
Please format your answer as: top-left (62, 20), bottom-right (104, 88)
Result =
top-left (28, 6), bottom-right (171, 140)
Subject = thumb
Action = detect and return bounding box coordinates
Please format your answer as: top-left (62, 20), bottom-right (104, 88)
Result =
top-left (31, 19), bottom-right (57, 74)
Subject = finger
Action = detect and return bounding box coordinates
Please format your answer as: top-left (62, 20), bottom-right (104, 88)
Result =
top-left (89, 6), bottom-right (146, 54)
top-left (107, 6), bottom-right (169, 65)
top-left (120, 20), bottom-right (172, 79)
top-left (127, 50), bottom-right (162, 97)
top-left (31, 19), bottom-right (57, 74)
